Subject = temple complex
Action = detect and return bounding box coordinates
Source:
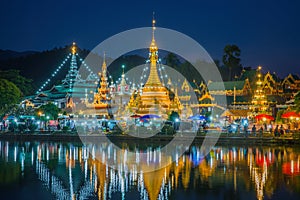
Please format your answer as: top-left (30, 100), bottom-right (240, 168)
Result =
top-left (21, 24), bottom-right (299, 121)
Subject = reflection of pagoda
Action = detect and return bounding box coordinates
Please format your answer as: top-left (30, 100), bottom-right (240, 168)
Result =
top-left (143, 165), bottom-right (171, 200)
top-left (127, 18), bottom-right (182, 118)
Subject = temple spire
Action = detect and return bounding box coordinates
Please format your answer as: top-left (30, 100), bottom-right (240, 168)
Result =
top-left (102, 52), bottom-right (107, 73)
top-left (71, 42), bottom-right (77, 55)
top-left (145, 15), bottom-right (162, 87)
top-left (120, 65), bottom-right (126, 86)
top-left (152, 12), bottom-right (156, 41)
top-left (62, 42), bottom-right (80, 88)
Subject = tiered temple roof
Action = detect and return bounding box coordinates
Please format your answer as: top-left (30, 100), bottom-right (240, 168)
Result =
top-left (24, 43), bottom-right (98, 109)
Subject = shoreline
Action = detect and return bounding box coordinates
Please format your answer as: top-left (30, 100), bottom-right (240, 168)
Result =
top-left (1, 131), bottom-right (299, 145)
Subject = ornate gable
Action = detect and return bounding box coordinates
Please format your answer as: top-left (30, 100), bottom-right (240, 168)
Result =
top-left (181, 79), bottom-right (190, 92)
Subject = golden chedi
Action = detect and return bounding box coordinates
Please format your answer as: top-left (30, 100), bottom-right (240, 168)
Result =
top-left (127, 17), bottom-right (182, 118)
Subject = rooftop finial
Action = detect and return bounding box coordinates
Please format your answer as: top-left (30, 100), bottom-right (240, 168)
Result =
top-left (258, 65), bottom-right (262, 71)
top-left (71, 42), bottom-right (77, 55)
top-left (122, 64), bottom-right (125, 74)
top-left (152, 12), bottom-right (156, 41)
top-left (102, 51), bottom-right (107, 72)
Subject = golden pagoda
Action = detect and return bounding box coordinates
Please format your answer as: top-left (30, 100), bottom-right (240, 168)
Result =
top-left (251, 66), bottom-right (268, 113)
top-left (127, 17), bottom-right (182, 118)
top-left (92, 54), bottom-right (111, 108)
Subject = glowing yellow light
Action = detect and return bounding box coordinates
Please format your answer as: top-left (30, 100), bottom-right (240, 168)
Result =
top-left (71, 42), bottom-right (76, 54)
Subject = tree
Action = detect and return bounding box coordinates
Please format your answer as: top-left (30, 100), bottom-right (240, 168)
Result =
top-left (37, 103), bottom-right (61, 120)
top-left (222, 45), bottom-right (242, 81)
top-left (168, 111), bottom-right (180, 122)
top-left (164, 53), bottom-right (180, 68)
top-left (0, 79), bottom-right (22, 114)
top-left (9, 106), bottom-right (36, 116)
top-left (163, 53), bottom-right (205, 86)
top-left (0, 70), bottom-right (33, 96)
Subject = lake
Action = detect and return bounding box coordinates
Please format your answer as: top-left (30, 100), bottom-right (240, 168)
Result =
top-left (0, 139), bottom-right (300, 200)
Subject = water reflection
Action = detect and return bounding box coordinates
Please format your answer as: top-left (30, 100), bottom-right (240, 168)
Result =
top-left (0, 141), bottom-right (300, 200)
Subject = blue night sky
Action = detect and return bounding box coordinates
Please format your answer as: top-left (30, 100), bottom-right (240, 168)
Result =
top-left (1, 0), bottom-right (299, 77)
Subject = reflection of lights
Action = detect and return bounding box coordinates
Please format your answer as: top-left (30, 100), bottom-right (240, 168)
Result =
top-left (14, 146), bottom-right (17, 162)
top-left (31, 148), bottom-right (34, 165)
top-left (46, 148), bottom-right (49, 161)
top-left (233, 150), bottom-right (236, 161)
top-left (4, 141), bottom-right (298, 200)
top-left (92, 146), bottom-right (95, 160)
top-left (210, 158), bottom-right (213, 168)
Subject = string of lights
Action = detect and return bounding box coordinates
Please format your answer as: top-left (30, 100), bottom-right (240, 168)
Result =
top-left (139, 62), bottom-right (149, 87)
top-left (138, 57), bottom-right (170, 88)
top-left (35, 52), bottom-right (100, 94)
top-left (36, 53), bottom-right (72, 94)
top-left (157, 61), bottom-right (168, 86)
top-left (77, 54), bottom-right (97, 77)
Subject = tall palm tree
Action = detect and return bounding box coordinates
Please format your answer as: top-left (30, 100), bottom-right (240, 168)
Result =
top-left (222, 45), bottom-right (242, 81)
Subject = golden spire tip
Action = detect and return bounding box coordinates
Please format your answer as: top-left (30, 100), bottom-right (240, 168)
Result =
top-left (71, 42), bottom-right (76, 54)
top-left (152, 12), bottom-right (156, 39)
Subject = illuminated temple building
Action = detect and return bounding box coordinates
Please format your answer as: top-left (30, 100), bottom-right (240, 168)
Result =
top-left (92, 55), bottom-right (110, 109)
top-left (251, 66), bottom-right (268, 113)
top-left (23, 43), bottom-right (99, 109)
top-left (191, 65), bottom-right (297, 118)
top-left (127, 18), bottom-right (182, 118)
